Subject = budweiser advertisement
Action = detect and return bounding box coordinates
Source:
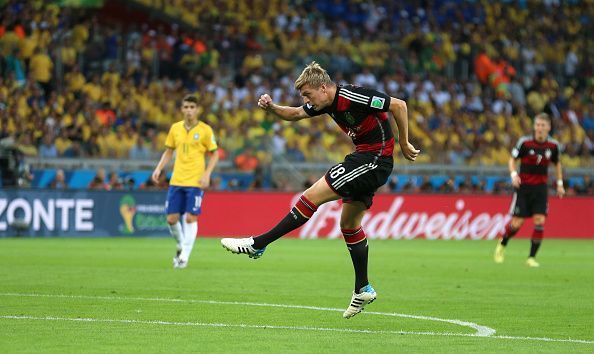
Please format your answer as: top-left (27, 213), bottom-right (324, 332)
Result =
top-left (200, 192), bottom-right (594, 239)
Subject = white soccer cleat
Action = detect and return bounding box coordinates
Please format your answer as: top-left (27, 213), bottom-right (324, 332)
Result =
top-left (220, 237), bottom-right (266, 259)
top-left (173, 249), bottom-right (187, 269)
top-left (343, 284), bottom-right (377, 319)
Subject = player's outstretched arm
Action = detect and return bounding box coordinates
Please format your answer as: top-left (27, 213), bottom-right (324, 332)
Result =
top-left (258, 94), bottom-right (310, 121)
top-left (509, 157), bottom-right (521, 188)
top-left (389, 97), bottom-right (419, 161)
top-left (152, 148), bottom-right (174, 183)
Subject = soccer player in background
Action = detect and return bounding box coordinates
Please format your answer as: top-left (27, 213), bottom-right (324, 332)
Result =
top-left (494, 113), bottom-right (565, 267)
top-left (152, 94), bottom-right (219, 268)
top-left (221, 62), bottom-right (419, 318)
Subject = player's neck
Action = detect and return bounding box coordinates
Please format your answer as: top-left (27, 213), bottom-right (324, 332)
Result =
top-left (327, 85), bottom-right (337, 104)
top-left (184, 118), bottom-right (198, 130)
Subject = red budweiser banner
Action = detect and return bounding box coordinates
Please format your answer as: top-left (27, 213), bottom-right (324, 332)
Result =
top-left (200, 192), bottom-right (594, 239)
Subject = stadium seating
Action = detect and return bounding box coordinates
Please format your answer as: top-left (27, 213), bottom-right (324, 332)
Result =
top-left (0, 0), bottom-right (592, 193)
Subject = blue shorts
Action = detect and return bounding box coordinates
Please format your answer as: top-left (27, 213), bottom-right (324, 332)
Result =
top-left (165, 186), bottom-right (204, 215)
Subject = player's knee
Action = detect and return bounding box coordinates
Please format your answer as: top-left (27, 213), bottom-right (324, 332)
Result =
top-left (185, 214), bottom-right (197, 223)
top-left (340, 219), bottom-right (358, 230)
top-left (166, 215), bottom-right (179, 225)
top-left (511, 218), bottom-right (524, 229)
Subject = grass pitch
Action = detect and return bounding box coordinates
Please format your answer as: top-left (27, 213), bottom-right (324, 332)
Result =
top-left (0, 237), bottom-right (593, 353)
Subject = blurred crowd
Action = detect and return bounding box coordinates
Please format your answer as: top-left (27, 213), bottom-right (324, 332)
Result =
top-left (41, 165), bottom-right (594, 196)
top-left (0, 0), bottom-right (593, 177)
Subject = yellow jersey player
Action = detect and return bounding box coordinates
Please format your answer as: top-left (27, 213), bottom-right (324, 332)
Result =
top-left (152, 94), bottom-right (219, 268)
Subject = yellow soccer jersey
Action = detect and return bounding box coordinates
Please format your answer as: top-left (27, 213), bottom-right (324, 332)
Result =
top-left (165, 120), bottom-right (218, 187)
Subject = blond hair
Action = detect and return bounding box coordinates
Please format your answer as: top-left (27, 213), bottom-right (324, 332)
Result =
top-left (294, 61), bottom-right (333, 90)
top-left (534, 112), bottom-right (551, 124)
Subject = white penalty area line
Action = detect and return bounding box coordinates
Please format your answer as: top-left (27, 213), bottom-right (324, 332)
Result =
top-left (1, 293), bottom-right (592, 345)
top-left (2, 315), bottom-right (593, 345)
top-left (0, 292), bottom-right (493, 336)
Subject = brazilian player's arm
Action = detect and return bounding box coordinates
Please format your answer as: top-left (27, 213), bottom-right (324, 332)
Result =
top-left (152, 147), bottom-right (174, 184)
top-left (200, 150), bottom-right (219, 188)
top-left (257, 93), bottom-right (312, 121)
top-left (387, 97), bottom-right (419, 161)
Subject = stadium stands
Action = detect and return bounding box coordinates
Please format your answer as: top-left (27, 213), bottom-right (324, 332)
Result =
top-left (0, 0), bottom-right (592, 192)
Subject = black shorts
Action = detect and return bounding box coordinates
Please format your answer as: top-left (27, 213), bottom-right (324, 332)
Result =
top-left (324, 152), bottom-right (393, 209)
top-left (509, 184), bottom-right (548, 217)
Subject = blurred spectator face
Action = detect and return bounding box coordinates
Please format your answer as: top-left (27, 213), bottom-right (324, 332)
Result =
top-left (533, 116), bottom-right (551, 141)
top-left (55, 169), bottom-right (65, 182)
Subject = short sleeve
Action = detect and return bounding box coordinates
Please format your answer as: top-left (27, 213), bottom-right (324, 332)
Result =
top-left (205, 126), bottom-right (218, 151)
top-left (165, 125), bottom-right (176, 149)
top-left (511, 138), bottom-right (525, 158)
top-left (302, 103), bottom-right (325, 117)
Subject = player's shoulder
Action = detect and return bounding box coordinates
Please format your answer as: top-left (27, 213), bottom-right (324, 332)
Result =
top-left (516, 135), bottom-right (532, 146)
top-left (197, 120), bottom-right (215, 132)
top-left (338, 84), bottom-right (386, 107)
top-left (170, 120), bottom-right (185, 130)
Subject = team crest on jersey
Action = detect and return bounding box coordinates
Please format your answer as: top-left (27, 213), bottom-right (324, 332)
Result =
top-left (344, 111), bottom-right (355, 124)
top-left (193, 133), bottom-right (200, 140)
top-left (529, 149), bottom-right (535, 155)
top-left (371, 96), bottom-right (385, 109)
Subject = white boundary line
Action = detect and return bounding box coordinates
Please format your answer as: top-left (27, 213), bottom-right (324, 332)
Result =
top-left (0, 293), bottom-right (592, 345)
top-left (0, 292), bottom-right (493, 336)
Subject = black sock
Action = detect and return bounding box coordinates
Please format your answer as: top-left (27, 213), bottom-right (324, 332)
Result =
top-left (530, 240), bottom-right (542, 257)
top-left (342, 227), bottom-right (369, 293)
top-left (252, 195), bottom-right (317, 249)
top-left (529, 225), bottom-right (544, 257)
top-left (501, 223), bottom-right (519, 246)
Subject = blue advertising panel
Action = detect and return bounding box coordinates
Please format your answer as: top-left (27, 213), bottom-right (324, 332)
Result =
top-left (0, 190), bottom-right (169, 237)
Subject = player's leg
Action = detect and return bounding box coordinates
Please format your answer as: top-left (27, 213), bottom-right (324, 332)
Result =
top-left (340, 201), bottom-right (377, 319)
top-left (253, 176), bottom-right (339, 248)
top-left (495, 187), bottom-right (527, 263)
top-left (221, 175), bottom-right (340, 257)
top-left (526, 214), bottom-right (545, 267)
top-left (340, 201), bottom-right (370, 292)
top-left (526, 186), bottom-right (547, 267)
top-left (179, 188), bottom-right (203, 266)
top-left (166, 186), bottom-right (185, 266)
top-left (495, 216), bottom-right (524, 263)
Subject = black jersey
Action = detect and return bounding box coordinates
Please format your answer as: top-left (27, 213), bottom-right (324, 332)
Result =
top-left (511, 135), bottom-right (560, 185)
top-left (303, 85), bottom-right (395, 158)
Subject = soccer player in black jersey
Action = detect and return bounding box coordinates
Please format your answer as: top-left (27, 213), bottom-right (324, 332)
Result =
top-left (494, 113), bottom-right (565, 267)
top-left (221, 62), bottom-right (419, 318)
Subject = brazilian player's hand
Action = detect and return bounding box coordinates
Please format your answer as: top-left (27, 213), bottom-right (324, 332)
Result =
top-left (258, 94), bottom-right (273, 110)
top-left (200, 174), bottom-right (211, 189)
top-left (151, 169), bottom-right (161, 184)
top-left (400, 141), bottom-right (420, 161)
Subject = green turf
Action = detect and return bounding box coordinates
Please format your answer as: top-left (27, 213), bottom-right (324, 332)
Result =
top-left (0, 237), bottom-right (593, 353)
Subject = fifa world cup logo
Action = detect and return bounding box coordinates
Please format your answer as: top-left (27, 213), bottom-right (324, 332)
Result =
top-left (119, 195), bottom-right (137, 234)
